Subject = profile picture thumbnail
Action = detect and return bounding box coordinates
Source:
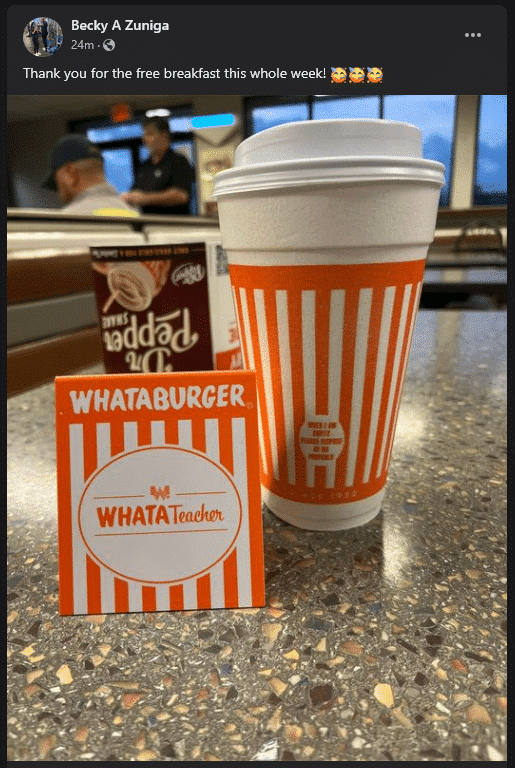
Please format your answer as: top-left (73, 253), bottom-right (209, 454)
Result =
top-left (23, 17), bottom-right (63, 57)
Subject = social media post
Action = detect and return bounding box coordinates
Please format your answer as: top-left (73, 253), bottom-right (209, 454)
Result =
top-left (7, 5), bottom-right (507, 378)
top-left (7, 4), bottom-right (507, 198)
top-left (8, 5), bottom-right (507, 94)
top-left (7, 5), bottom-right (507, 364)
top-left (7, 7), bottom-right (508, 764)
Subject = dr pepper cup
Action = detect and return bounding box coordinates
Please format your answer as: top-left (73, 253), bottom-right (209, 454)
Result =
top-left (90, 238), bottom-right (242, 375)
top-left (213, 119), bottom-right (445, 531)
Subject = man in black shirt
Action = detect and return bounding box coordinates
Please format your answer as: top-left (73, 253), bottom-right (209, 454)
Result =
top-left (122, 117), bottom-right (193, 215)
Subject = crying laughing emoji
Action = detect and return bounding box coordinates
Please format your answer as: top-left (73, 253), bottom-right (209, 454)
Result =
top-left (349, 67), bottom-right (365, 84)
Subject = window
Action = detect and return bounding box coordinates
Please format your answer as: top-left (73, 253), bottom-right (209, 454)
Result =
top-left (86, 122), bottom-right (144, 143)
top-left (100, 148), bottom-right (134, 194)
top-left (248, 101), bottom-right (309, 135)
top-left (313, 96), bottom-right (380, 120)
top-left (474, 95), bottom-right (507, 205)
top-left (245, 95), bottom-right (506, 209)
top-left (383, 95), bottom-right (455, 206)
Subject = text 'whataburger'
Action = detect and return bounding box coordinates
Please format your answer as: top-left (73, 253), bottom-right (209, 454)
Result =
top-left (69, 384), bottom-right (246, 413)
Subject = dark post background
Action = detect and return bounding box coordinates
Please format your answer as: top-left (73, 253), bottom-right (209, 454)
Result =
top-left (8, 5), bottom-right (507, 95)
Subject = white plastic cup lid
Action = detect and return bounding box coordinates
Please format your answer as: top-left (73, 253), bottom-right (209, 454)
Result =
top-left (213, 119), bottom-right (445, 196)
top-left (235, 119), bottom-right (423, 165)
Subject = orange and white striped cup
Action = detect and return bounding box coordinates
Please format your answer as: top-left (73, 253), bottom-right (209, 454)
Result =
top-left (213, 120), bottom-right (445, 530)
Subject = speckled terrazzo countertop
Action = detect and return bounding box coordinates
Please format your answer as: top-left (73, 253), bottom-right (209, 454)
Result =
top-left (7, 310), bottom-right (507, 762)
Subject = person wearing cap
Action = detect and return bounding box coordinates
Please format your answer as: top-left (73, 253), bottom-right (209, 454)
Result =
top-left (43, 135), bottom-right (139, 217)
top-left (121, 117), bottom-right (193, 215)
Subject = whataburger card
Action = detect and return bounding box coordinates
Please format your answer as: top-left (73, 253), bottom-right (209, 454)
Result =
top-left (55, 371), bottom-right (265, 615)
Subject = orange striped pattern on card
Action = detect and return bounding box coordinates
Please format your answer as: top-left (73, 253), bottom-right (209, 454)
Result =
top-left (55, 372), bottom-right (264, 616)
top-left (229, 260), bottom-right (425, 507)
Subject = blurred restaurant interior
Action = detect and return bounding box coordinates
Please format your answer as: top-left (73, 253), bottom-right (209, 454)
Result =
top-left (7, 94), bottom-right (507, 762)
top-left (7, 93), bottom-right (507, 395)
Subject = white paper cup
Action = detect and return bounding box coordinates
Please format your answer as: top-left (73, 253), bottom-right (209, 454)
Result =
top-left (213, 120), bottom-right (445, 530)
